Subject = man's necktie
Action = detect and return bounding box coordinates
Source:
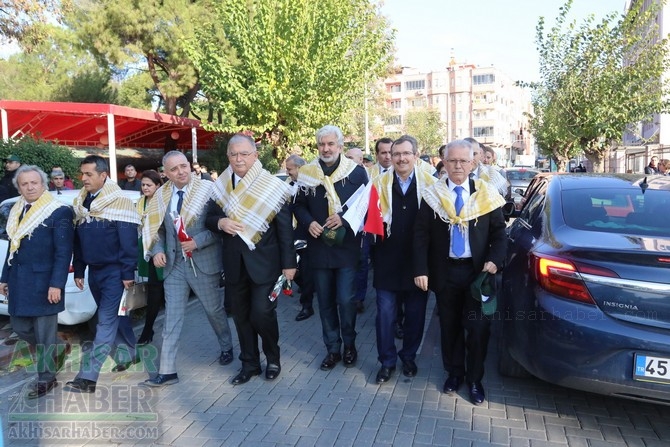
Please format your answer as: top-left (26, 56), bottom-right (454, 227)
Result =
top-left (176, 190), bottom-right (184, 213)
top-left (452, 186), bottom-right (465, 257)
top-left (19, 204), bottom-right (31, 222)
top-left (83, 193), bottom-right (94, 210)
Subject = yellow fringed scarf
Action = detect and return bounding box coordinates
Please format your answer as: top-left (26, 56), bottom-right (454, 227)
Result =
top-left (296, 155), bottom-right (358, 215)
top-left (73, 181), bottom-right (140, 226)
top-left (211, 160), bottom-right (291, 250)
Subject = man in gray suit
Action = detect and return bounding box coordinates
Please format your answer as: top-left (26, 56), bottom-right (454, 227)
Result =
top-left (141, 151), bottom-right (233, 387)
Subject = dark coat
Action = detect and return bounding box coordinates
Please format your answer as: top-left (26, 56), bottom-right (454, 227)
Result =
top-left (413, 178), bottom-right (507, 293)
top-left (0, 169), bottom-right (19, 203)
top-left (371, 176), bottom-right (421, 291)
top-left (293, 160), bottom-right (368, 269)
top-left (206, 203), bottom-right (297, 285)
top-left (118, 178), bottom-right (142, 191)
top-left (1, 206), bottom-right (74, 317)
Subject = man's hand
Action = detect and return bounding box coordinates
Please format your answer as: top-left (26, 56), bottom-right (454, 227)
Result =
top-left (218, 217), bottom-right (245, 236)
top-left (414, 275), bottom-right (429, 292)
top-left (324, 213), bottom-right (343, 229)
top-left (48, 287), bottom-right (61, 304)
top-left (153, 253), bottom-right (167, 268)
top-left (308, 221), bottom-right (324, 238)
top-left (0, 283), bottom-right (8, 296)
top-left (283, 268), bottom-right (297, 281)
top-left (74, 278), bottom-right (85, 290)
top-left (482, 261), bottom-right (498, 274)
top-left (180, 240), bottom-right (197, 253)
top-left (122, 279), bottom-right (135, 289)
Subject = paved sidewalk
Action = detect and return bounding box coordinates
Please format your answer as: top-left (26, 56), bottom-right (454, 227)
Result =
top-left (2, 289), bottom-right (670, 446)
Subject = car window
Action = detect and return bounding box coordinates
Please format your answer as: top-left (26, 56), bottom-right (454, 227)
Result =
top-left (0, 202), bottom-right (13, 240)
top-left (519, 181), bottom-right (547, 226)
top-left (562, 189), bottom-right (668, 235)
top-left (506, 170), bottom-right (539, 181)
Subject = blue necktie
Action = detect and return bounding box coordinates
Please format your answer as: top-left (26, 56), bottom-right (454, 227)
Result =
top-left (452, 186), bottom-right (465, 257)
top-left (176, 190), bottom-right (184, 214)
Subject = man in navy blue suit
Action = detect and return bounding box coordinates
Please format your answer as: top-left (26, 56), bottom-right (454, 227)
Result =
top-left (0, 165), bottom-right (74, 399)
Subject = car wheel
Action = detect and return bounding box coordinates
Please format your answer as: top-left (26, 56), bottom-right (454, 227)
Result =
top-left (497, 332), bottom-right (531, 378)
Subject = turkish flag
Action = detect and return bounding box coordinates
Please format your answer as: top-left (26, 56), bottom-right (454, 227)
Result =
top-left (363, 184), bottom-right (384, 240)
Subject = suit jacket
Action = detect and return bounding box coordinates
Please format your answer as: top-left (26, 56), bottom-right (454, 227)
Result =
top-left (1, 206), bottom-right (74, 317)
top-left (293, 162), bottom-right (368, 269)
top-left (151, 199), bottom-right (222, 277)
top-left (413, 178), bottom-right (507, 293)
top-left (206, 203), bottom-right (297, 285)
top-left (371, 176), bottom-right (420, 291)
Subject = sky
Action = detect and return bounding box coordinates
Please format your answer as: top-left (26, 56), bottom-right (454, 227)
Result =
top-left (380, 0), bottom-right (628, 82)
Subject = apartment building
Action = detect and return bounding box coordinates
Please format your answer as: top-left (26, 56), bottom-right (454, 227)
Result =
top-left (382, 64), bottom-right (533, 166)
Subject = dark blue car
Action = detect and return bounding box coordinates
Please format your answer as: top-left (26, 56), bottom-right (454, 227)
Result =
top-left (499, 172), bottom-right (670, 405)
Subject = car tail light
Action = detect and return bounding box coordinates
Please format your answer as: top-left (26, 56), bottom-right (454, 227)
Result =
top-left (531, 254), bottom-right (607, 305)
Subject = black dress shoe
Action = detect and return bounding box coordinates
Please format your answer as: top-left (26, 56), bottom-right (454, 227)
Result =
top-left (27, 379), bottom-right (57, 399)
top-left (265, 363), bottom-right (281, 380)
top-left (401, 359), bottom-right (418, 377)
top-left (112, 357), bottom-right (141, 372)
top-left (295, 307), bottom-right (314, 321)
top-left (320, 352), bottom-right (342, 371)
top-left (443, 375), bottom-right (463, 394)
top-left (343, 346), bottom-right (357, 367)
top-left (143, 373), bottom-right (179, 387)
top-left (219, 349), bottom-right (234, 365)
top-left (66, 378), bottom-right (96, 393)
top-left (375, 366), bottom-right (396, 384)
top-left (231, 369), bottom-right (261, 385)
top-left (395, 323), bottom-right (404, 340)
top-left (468, 381), bottom-right (486, 405)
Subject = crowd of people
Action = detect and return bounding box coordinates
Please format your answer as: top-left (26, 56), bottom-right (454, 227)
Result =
top-left (15, 126), bottom-right (669, 406)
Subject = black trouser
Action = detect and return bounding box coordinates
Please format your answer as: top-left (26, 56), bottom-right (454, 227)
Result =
top-left (295, 250), bottom-right (314, 309)
top-left (140, 261), bottom-right (164, 340)
top-left (435, 260), bottom-right (491, 384)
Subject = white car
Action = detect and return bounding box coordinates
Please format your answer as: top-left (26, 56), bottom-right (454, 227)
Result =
top-left (0, 189), bottom-right (141, 325)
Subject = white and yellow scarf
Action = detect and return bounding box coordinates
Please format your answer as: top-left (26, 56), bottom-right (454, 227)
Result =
top-left (141, 177), bottom-right (213, 259)
top-left (211, 160), bottom-right (291, 250)
top-left (476, 164), bottom-right (509, 196)
top-left (375, 167), bottom-right (437, 237)
top-left (296, 155), bottom-right (358, 215)
top-left (73, 181), bottom-right (140, 226)
top-left (415, 158), bottom-right (437, 176)
top-left (422, 178), bottom-right (506, 233)
top-left (6, 191), bottom-right (66, 264)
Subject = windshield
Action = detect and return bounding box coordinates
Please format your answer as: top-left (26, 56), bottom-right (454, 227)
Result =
top-left (562, 188), bottom-right (668, 236)
top-left (507, 170), bottom-right (539, 181)
top-left (0, 202), bottom-right (12, 240)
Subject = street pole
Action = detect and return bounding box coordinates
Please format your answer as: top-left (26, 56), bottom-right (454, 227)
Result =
top-left (364, 83), bottom-right (370, 154)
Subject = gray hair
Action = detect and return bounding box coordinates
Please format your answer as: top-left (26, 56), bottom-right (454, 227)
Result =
top-left (227, 134), bottom-right (257, 153)
top-left (444, 139), bottom-right (474, 159)
top-left (286, 154), bottom-right (306, 167)
top-left (162, 150), bottom-right (187, 167)
top-left (13, 165), bottom-right (49, 189)
top-left (316, 125), bottom-right (344, 147)
top-left (392, 135), bottom-right (419, 154)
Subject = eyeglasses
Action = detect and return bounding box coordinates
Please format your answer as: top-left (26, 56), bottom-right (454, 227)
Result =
top-left (446, 159), bottom-right (471, 166)
top-left (227, 151), bottom-right (254, 158)
top-left (392, 151), bottom-right (415, 158)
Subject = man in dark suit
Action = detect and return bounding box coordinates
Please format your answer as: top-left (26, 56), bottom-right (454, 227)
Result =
top-left (68, 155), bottom-right (140, 393)
top-left (414, 139), bottom-right (507, 405)
top-left (142, 151), bottom-right (233, 387)
top-left (293, 125), bottom-right (368, 371)
top-left (118, 164), bottom-right (142, 191)
top-left (0, 166), bottom-right (74, 399)
top-left (371, 135), bottom-right (436, 384)
top-left (192, 162), bottom-right (212, 181)
top-left (207, 134), bottom-right (296, 385)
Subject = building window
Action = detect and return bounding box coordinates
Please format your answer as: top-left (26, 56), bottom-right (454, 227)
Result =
top-left (473, 126), bottom-right (494, 137)
top-left (405, 80), bottom-right (425, 90)
top-left (473, 74), bottom-right (495, 85)
top-left (410, 98), bottom-right (426, 107)
top-left (390, 99), bottom-right (401, 109)
top-left (388, 84), bottom-right (401, 93)
top-left (386, 115), bottom-right (402, 125)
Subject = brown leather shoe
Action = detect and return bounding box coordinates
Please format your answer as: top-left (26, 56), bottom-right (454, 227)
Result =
top-left (319, 352), bottom-right (342, 371)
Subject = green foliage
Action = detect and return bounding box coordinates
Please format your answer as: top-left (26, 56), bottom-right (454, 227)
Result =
top-left (186, 0), bottom-right (394, 163)
top-left (529, 0), bottom-right (670, 172)
top-left (0, 137), bottom-right (80, 184)
top-left (201, 136), bottom-right (281, 175)
top-left (53, 69), bottom-right (119, 104)
top-left (0, 0), bottom-right (72, 51)
top-left (116, 71), bottom-right (155, 111)
top-left (403, 107), bottom-right (446, 155)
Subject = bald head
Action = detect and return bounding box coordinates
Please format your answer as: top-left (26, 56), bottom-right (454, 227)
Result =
top-left (345, 148), bottom-right (364, 165)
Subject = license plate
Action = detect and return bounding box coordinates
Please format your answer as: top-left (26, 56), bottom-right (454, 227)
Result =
top-left (634, 353), bottom-right (670, 384)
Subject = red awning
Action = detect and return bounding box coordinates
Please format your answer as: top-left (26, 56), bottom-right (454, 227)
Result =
top-left (0, 100), bottom-right (220, 150)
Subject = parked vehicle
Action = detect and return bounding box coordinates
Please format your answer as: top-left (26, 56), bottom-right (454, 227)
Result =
top-left (505, 167), bottom-right (540, 209)
top-left (0, 189), bottom-right (140, 325)
top-left (499, 173), bottom-right (670, 405)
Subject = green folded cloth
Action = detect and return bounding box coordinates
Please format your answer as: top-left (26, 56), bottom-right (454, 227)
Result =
top-left (470, 271), bottom-right (497, 316)
top-left (321, 226), bottom-right (346, 247)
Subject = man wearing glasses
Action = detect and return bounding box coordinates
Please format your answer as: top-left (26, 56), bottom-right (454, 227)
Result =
top-left (413, 139), bottom-right (507, 405)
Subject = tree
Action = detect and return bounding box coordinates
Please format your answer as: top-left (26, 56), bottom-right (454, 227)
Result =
top-left (75, 0), bottom-right (211, 118)
top-left (186, 0), bottom-right (394, 163)
top-left (0, 0), bottom-right (71, 51)
top-left (403, 107), bottom-right (446, 155)
top-left (0, 136), bottom-right (80, 184)
top-left (529, 0), bottom-right (670, 172)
